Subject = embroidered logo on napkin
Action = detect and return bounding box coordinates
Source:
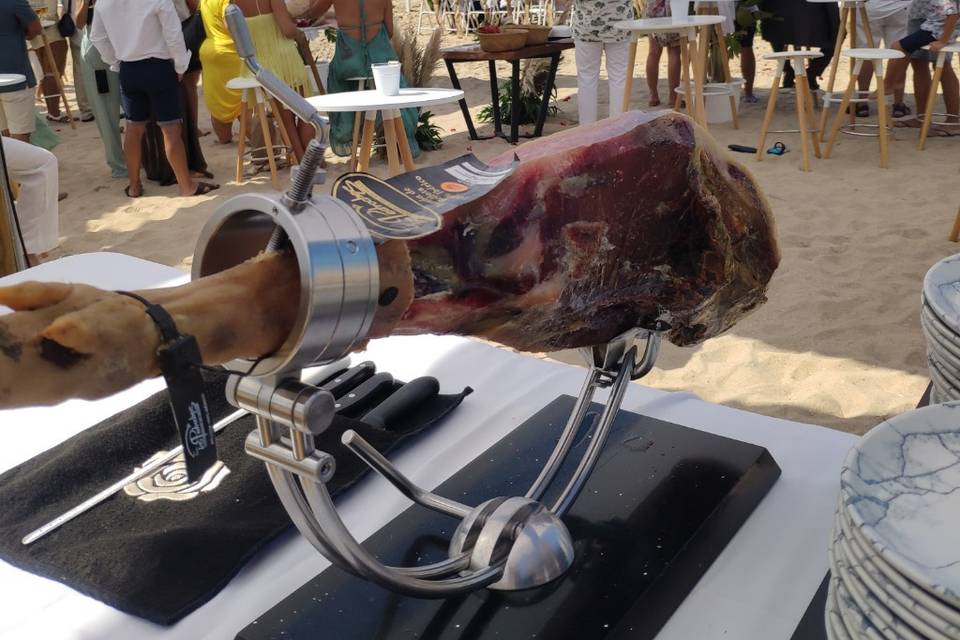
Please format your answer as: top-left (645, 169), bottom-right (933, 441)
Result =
top-left (123, 451), bottom-right (231, 503)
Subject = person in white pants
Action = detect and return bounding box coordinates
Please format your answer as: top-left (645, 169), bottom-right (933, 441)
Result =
top-left (2, 136), bottom-right (59, 262)
top-left (572, 0), bottom-right (633, 125)
top-left (856, 0), bottom-right (911, 118)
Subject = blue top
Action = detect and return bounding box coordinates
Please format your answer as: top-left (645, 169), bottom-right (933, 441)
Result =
top-left (0, 0), bottom-right (38, 93)
top-left (0, 0), bottom-right (37, 93)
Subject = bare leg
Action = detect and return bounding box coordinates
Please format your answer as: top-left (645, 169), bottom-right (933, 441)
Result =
top-left (211, 117), bottom-right (234, 144)
top-left (123, 122), bottom-right (146, 196)
top-left (667, 44), bottom-right (682, 105)
top-left (183, 71), bottom-right (201, 133)
top-left (158, 123), bottom-right (199, 196)
top-left (884, 42), bottom-right (910, 98)
top-left (646, 39), bottom-right (663, 106)
top-left (741, 46), bottom-right (756, 98)
top-left (858, 60), bottom-right (874, 93)
top-left (278, 106), bottom-right (306, 162)
top-left (38, 40), bottom-right (68, 117)
top-left (912, 58), bottom-right (932, 116)
top-left (942, 64), bottom-right (959, 123)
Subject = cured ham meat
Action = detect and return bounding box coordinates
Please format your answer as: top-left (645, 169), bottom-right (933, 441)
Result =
top-left (397, 111), bottom-right (779, 349)
top-left (0, 111), bottom-right (778, 408)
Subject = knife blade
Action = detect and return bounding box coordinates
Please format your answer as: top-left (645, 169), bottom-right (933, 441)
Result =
top-left (334, 372), bottom-right (395, 417)
top-left (21, 359), bottom-right (350, 546)
top-left (361, 377), bottom-right (440, 429)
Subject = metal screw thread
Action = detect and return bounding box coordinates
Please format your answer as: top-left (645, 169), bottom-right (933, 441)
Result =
top-left (286, 140), bottom-right (325, 206)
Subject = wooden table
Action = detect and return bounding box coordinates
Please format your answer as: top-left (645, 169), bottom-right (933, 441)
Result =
top-left (305, 88), bottom-right (463, 176)
top-left (442, 40), bottom-right (574, 144)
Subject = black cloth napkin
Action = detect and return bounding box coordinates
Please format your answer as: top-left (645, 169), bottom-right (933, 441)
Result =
top-left (0, 373), bottom-right (469, 625)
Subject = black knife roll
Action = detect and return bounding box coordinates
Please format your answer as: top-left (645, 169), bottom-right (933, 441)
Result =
top-left (0, 371), bottom-right (471, 625)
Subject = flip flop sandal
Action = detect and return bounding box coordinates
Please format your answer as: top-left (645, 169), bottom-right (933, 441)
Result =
top-left (45, 113), bottom-right (72, 123)
top-left (124, 185), bottom-right (143, 198)
top-left (855, 104), bottom-right (869, 118)
top-left (190, 182), bottom-right (220, 196)
top-left (767, 141), bottom-right (787, 156)
top-left (193, 169), bottom-right (215, 179)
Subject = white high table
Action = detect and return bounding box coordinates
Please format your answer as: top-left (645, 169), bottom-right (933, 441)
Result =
top-left (305, 87), bottom-right (463, 176)
top-left (0, 253), bottom-right (858, 639)
top-left (615, 15), bottom-right (726, 128)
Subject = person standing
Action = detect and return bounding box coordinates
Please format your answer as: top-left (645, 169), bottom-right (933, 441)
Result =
top-left (0, 0), bottom-right (41, 142)
top-left (760, 0), bottom-right (839, 89)
top-left (856, 0), bottom-right (911, 117)
top-left (572, 0), bottom-right (633, 124)
top-left (63, 0), bottom-right (95, 122)
top-left (642, 0), bottom-right (682, 108)
top-left (90, 0), bottom-right (218, 197)
top-left (75, 0), bottom-right (125, 177)
top-left (199, 0), bottom-right (243, 143)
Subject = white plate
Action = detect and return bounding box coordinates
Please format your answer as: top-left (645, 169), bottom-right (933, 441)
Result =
top-left (840, 402), bottom-right (960, 608)
top-left (922, 304), bottom-right (960, 359)
top-left (927, 358), bottom-right (960, 402)
top-left (835, 576), bottom-right (888, 640)
top-left (827, 579), bottom-right (855, 640)
top-left (923, 255), bottom-right (960, 331)
top-left (830, 532), bottom-right (917, 640)
top-left (838, 508), bottom-right (960, 637)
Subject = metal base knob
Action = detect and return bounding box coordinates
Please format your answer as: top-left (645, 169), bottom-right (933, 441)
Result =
top-left (450, 497), bottom-right (574, 591)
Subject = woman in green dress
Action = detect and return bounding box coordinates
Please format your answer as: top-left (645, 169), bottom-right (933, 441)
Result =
top-left (308, 0), bottom-right (419, 158)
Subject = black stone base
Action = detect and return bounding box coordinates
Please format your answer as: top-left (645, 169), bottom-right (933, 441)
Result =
top-left (237, 395), bottom-right (781, 640)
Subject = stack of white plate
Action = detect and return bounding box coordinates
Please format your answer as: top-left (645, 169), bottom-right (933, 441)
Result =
top-left (922, 256), bottom-right (960, 403)
top-left (826, 402), bottom-right (960, 639)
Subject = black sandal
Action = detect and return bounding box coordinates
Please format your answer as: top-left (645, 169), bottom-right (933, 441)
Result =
top-left (892, 103), bottom-right (911, 119)
top-left (124, 185), bottom-right (143, 198)
top-left (855, 103), bottom-right (869, 118)
top-left (189, 182), bottom-right (220, 196)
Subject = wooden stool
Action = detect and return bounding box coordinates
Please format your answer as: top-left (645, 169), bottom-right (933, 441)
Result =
top-left (813, 0), bottom-right (874, 141)
top-left (950, 206), bottom-right (960, 242)
top-left (918, 42), bottom-right (960, 151)
top-left (346, 76), bottom-right (371, 171)
top-left (228, 77), bottom-right (294, 190)
top-left (36, 21), bottom-right (76, 130)
top-left (756, 51), bottom-right (823, 172)
top-left (695, 2), bottom-right (740, 129)
top-left (356, 108), bottom-right (416, 176)
top-left (824, 48), bottom-right (903, 169)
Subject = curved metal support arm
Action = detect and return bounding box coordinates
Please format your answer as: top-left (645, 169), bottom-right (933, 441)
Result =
top-left (341, 430), bottom-right (473, 519)
top-left (300, 479), bottom-right (505, 597)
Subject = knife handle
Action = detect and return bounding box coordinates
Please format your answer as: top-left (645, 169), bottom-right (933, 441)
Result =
top-left (334, 372), bottom-right (395, 416)
top-left (320, 361), bottom-right (376, 398)
top-left (361, 377), bottom-right (440, 430)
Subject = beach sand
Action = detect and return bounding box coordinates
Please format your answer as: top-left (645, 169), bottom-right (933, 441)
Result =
top-left (39, 7), bottom-right (959, 434)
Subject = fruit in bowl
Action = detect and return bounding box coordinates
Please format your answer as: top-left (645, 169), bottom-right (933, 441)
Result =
top-left (478, 24), bottom-right (502, 34)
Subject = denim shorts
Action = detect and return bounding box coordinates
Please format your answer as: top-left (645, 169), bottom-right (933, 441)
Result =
top-left (118, 58), bottom-right (182, 125)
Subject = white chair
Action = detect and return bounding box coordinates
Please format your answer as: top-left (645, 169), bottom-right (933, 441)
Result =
top-left (227, 77), bottom-right (293, 190)
top-left (824, 48), bottom-right (904, 169)
top-left (918, 42), bottom-right (960, 150)
top-left (418, 0), bottom-right (467, 34)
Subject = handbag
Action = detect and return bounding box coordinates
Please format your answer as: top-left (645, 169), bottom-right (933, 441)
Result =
top-left (57, 0), bottom-right (76, 37)
top-left (181, 12), bottom-right (206, 52)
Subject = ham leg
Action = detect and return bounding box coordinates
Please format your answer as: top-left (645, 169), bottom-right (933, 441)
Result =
top-left (0, 112), bottom-right (778, 408)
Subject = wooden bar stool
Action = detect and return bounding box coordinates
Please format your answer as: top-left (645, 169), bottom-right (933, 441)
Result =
top-left (346, 76), bottom-right (371, 171)
top-left (36, 20), bottom-right (76, 130)
top-left (824, 48), bottom-right (903, 169)
top-left (756, 51), bottom-right (823, 172)
top-left (356, 108), bottom-right (415, 175)
top-left (228, 77), bottom-right (294, 190)
top-left (949, 205), bottom-right (960, 242)
top-left (918, 42), bottom-right (960, 150)
top-left (812, 0), bottom-right (875, 141)
top-left (695, 1), bottom-right (739, 129)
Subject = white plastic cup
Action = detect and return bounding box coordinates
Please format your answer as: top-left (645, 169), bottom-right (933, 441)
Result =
top-left (371, 62), bottom-right (401, 96)
top-left (669, 0), bottom-right (689, 18)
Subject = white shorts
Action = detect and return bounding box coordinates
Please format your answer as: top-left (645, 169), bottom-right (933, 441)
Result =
top-left (858, 8), bottom-right (909, 48)
top-left (0, 87), bottom-right (38, 136)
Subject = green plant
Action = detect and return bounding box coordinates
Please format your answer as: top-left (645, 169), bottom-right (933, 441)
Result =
top-left (416, 110), bottom-right (444, 151)
top-left (478, 60), bottom-right (559, 126)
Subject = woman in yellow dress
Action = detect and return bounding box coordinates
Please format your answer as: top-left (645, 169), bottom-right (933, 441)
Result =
top-left (199, 0), bottom-right (243, 144)
top-left (233, 0), bottom-right (312, 161)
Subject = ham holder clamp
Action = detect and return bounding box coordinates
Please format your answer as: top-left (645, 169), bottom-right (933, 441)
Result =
top-left (215, 9), bottom-right (780, 637)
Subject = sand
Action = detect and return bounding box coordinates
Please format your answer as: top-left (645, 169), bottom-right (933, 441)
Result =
top-left (36, 7), bottom-right (959, 435)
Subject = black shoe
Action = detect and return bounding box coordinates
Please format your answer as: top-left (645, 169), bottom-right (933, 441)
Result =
top-left (808, 76), bottom-right (820, 92)
top-left (782, 75), bottom-right (796, 89)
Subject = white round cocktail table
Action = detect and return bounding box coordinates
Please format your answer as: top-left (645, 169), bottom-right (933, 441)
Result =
top-left (306, 87), bottom-right (464, 176)
top-left (615, 15), bottom-right (727, 129)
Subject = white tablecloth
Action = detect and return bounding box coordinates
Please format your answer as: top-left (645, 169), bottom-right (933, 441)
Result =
top-left (0, 253), bottom-right (857, 640)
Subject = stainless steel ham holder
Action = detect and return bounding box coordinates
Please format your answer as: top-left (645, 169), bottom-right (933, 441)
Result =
top-left (189, 13), bottom-right (784, 638)
top-left (188, 6), bottom-right (669, 600)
